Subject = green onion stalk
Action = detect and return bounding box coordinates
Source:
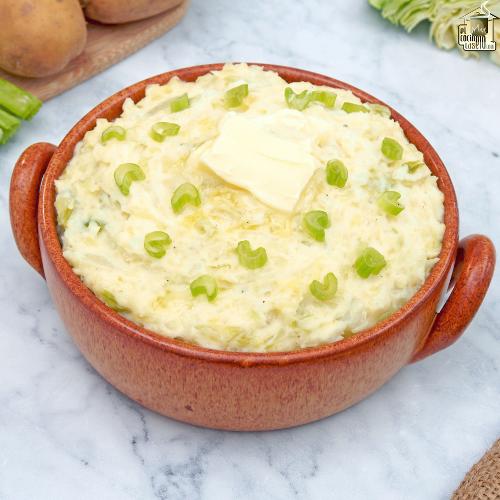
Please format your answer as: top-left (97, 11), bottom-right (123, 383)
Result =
top-left (0, 78), bottom-right (42, 145)
top-left (0, 78), bottom-right (42, 120)
top-left (0, 108), bottom-right (20, 145)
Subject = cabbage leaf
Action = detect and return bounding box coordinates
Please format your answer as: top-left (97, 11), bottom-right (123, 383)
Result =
top-left (369, 0), bottom-right (500, 65)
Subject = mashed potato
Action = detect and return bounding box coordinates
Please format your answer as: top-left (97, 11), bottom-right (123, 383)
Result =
top-left (55, 64), bottom-right (445, 352)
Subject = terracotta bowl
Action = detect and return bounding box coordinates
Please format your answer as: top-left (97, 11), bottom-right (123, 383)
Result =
top-left (9, 64), bottom-right (496, 431)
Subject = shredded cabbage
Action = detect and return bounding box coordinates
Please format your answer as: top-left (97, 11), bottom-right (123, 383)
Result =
top-left (369, 0), bottom-right (500, 65)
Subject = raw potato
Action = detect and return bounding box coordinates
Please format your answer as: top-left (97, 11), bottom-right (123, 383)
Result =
top-left (82, 0), bottom-right (183, 24)
top-left (0, 0), bottom-right (87, 78)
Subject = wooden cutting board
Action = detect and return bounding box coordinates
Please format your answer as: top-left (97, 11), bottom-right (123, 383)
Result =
top-left (0, 0), bottom-right (189, 101)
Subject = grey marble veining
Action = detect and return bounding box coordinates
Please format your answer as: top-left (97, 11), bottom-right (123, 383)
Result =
top-left (0, 1), bottom-right (499, 499)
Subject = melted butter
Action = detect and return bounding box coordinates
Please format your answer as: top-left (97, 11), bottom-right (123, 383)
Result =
top-left (201, 109), bottom-right (319, 212)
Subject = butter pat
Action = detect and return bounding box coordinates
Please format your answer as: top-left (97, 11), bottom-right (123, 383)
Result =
top-left (201, 110), bottom-right (318, 212)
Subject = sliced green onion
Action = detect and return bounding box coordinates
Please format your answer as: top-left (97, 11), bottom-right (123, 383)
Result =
top-left (236, 240), bottom-right (267, 269)
top-left (101, 125), bottom-right (126, 143)
top-left (190, 275), bottom-right (218, 302)
top-left (309, 272), bottom-right (338, 301)
top-left (150, 122), bottom-right (180, 142)
top-left (0, 108), bottom-right (20, 145)
top-left (114, 163), bottom-right (145, 196)
top-left (144, 231), bottom-right (172, 258)
top-left (100, 290), bottom-right (130, 313)
top-left (284, 87), bottom-right (311, 111)
top-left (341, 102), bottom-right (369, 113)
top-left (378, 190), bottom-right (404, 216)
top-left (303, 210), bottom-right (330, 242)
top-left (405, 160), bottom-right (424, 173)
top-left (310, 90), bottom-right (337, 108)
top-left (381, 137), bottom-right (403, 161)
top-left (170, 93), bottom-right (190, 113)
top-left (224, 83), bottom-right (249, 108)
top-left (171, 183), bottom-right (201, 213)
top-left (326, 159), bottom-right (348, 188)
top-left (369, 103), bottom-right (391, 117)
top-left (354, 247), bottom-right (387, 278)
top-left (285, 87), bottom-right (337, 111)
top-left (0, 78), bottom-right (42, 120)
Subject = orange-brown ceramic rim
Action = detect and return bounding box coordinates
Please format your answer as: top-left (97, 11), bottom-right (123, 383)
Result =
top-left (38, 63), bottom-right (458, 366)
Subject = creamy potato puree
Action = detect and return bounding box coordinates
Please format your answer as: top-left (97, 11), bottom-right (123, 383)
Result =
top-left (55, 64), bottom-right (445, 352)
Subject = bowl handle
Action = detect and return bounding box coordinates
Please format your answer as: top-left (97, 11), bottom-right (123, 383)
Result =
top-left (9, 142), bottom-right (57, 278)
top-left (411, 234), bottom-right (495, 362)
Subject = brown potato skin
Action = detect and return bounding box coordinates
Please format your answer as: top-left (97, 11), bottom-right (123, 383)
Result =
top-left (0, 0), bottom-right (87, 78)
top-left (83, 0), bottom-right (182, 24)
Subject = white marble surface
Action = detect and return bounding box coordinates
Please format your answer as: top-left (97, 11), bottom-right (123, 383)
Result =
top-left (1, 1), bottom-right (499, 498)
